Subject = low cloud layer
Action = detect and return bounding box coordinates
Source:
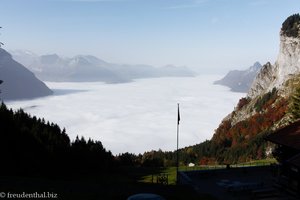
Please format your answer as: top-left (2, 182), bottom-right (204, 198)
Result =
top-left (7, 75), bottom-right (245, 155)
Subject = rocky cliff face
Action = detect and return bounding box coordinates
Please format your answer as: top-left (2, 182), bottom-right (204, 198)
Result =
top-left (248, 14), bottom-right (300, 98)
top-left (220, 14), bottom-right (300, 127)
top-left (248, 62), bottom-right (276, 98)
top-left (187, 14), bottom-right (300, 164)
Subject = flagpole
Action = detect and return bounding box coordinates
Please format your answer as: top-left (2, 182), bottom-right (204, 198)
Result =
top-left (176, 103), bottom-right (180, 184)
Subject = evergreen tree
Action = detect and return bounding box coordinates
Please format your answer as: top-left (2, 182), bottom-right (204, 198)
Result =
top-left (289, 86), bottom-right (300, 121)
top-left (0, 102), bottom-right (114, 177)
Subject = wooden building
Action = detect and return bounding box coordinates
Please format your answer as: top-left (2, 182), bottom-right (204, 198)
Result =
top-left (266, 120), bottom-right (300, 196)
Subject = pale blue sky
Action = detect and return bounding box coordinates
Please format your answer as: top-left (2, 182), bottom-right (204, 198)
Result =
top-left (1, 0), bottom-right (300, 72)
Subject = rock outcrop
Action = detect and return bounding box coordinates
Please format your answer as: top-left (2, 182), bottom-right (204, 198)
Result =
top-left (216, 14), bottom-right (300, 127)
top-left (248, 14), bottom-right (300, 98)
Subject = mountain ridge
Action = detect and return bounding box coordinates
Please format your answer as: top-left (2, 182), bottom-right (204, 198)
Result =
top-left (10, 50), bottom-right (196, 83)
top-left (0, 48), bottom-right (53, 100)
top-left (214, 62), bottom-right (262, 93)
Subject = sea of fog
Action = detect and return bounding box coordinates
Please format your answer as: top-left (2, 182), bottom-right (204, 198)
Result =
top-left (6, 75), bottom-right (246, 155)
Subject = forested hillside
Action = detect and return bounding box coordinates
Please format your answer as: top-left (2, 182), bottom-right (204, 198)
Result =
top-left (0, 101), bottom-right (114, 177)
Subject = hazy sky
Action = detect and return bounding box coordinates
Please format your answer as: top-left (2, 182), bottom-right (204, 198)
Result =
top-left (1, 0), bottom-right (300, 72)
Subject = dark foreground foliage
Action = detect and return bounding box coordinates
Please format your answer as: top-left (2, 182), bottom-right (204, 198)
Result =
top-left (0, 102), bottom-right (114, 177)
top-left (0, 102), bottom-right (212, 199)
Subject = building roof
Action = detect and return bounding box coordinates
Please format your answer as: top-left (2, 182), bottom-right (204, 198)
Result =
top-left (265, 120), bottom-right (300, 150)
top-left (287, 153), bottom-right (300, 168)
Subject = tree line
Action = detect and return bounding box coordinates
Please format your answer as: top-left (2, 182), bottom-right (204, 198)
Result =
top-left (0, 101), bottom-right (115, 177)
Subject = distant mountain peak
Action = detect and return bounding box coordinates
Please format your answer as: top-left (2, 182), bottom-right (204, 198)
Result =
top-left (70, 55), bottom-right (108, 67)
top-left (40, 54), bottom-right (61, 64)
top-left (10, 50), bottom-right (196, 83)
top-left (214, 62), bottom-right (262, 93)
top-left (249, 62), bottom-right (262, 72)
top-left (69, 56), bottom-right (91, 66)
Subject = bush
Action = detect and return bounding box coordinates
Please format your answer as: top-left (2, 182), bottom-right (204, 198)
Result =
top-left (281, 14), bottom-right (300, 38)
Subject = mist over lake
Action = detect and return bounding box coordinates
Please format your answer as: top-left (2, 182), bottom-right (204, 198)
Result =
top-left (6, 75), bottom-right (245, 155)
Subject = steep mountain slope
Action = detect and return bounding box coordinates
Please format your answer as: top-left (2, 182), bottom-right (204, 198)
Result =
top-left (170, 14), bottom-right (300, 164)
top-left (0, 48), bottom-right (53, 100)
top-left (249, 14), bottom-right (300, 98)
top-left (209, 14), bottom-right (300, 162)
top-left (214, 62), bottom-right (262, 93)
top-left (11, 51), bottom-right (196, 83)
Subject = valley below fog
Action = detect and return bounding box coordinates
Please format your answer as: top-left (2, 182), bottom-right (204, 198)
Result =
top-left (6, 75), bottom-right (245, 155)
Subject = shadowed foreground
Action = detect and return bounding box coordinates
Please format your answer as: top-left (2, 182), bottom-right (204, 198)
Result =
top-left (0, 168), bottom-right (214, 200)
top-left (181, 165), bottom-right (298, 200)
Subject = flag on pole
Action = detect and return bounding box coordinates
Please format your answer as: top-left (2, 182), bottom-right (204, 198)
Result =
top-left (176, 103), bottom-right (180, 184)
top-left (177, 103), bottom-right (180, 125)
